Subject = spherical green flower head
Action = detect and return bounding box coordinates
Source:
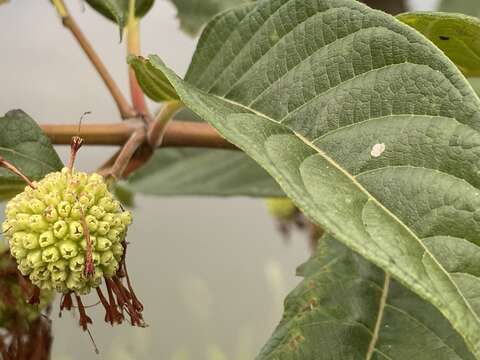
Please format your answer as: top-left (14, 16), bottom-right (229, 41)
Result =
top-left (2, 168), bottom-right (132, 295)
top-left (0, 244), bottom-right (53, 327)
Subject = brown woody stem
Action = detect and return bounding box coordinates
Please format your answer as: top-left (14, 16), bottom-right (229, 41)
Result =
top-left (41, 121), bottom-right (237, 150)
top-left (51, 0), bottom-right (136, 119)
top-left (108, 129), bottom-right (147, 179)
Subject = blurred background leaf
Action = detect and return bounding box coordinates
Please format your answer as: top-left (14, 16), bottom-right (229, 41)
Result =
top-left (258, 236), bottom-right (475, 359)
top-left (168, 0), bottom-right (254, 35)
top-left (439, 0), bottom-right (480, 17)
top-left (126, 108), bottom-right (283, 197)
top-left (398, 12), bottom-right (480, 76)
top-left (85, 0), bottom-right (155, 29)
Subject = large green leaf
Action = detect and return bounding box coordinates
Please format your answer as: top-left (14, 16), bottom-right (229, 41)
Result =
top-left (258, 235), bottom-right (475, 359)
top-left (0, 110), bottom-right (63, 200)
top-left (439, 0), bottom-right (480, 18)
top-left (169, 0), bottom-right (254, 35)
top-left (126, 108), bottom-right (282, 197)
top-left (397, 12), bottom-right (480, 76)
top-left (131, 0), bottom-right (480, 355)
top-left (85, 0), bottom-right (154, 29)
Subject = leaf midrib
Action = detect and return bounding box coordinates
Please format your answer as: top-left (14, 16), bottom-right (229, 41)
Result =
top-left (213, 90), bottom-right (480, 333)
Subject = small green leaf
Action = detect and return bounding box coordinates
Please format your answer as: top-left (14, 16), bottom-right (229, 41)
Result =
top-left (398, 12), bottom-right (480, 76)
top-left (85, 0), bottom-right (155, 29)
top-left (169, 0), bottom-right (254, 35)
top-left (259, 235), bottom-right (475, 359)
top-left (0, 110), bottom-right (63, 200)
top-left (127, 55), bottom-right (178, 102)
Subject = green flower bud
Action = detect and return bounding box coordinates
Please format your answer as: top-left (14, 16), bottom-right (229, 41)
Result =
top-left (53, 220), bottom-right (68, 238)
top-left (44, 205), bottom-right (58, 222)
top-left (89, 205), bottom-right (106, 219)
top-left (62, 190), bottom-right (76, 203)
top-left (57, 201), bottom-right (71, 217)
top-left (29, 199), bottom-right (46, 214)
top-left (100, 250), bottom-right (114, 266)
top-left (70, 203), bottom-right (82, 220)
top-left (69, 221), bottom-right (84, 240)
top-left (11, 246), bottom-right (27, 260)
top-left (26, 250), bottom-right (43, 268)
top-left (79, 192), bottom-right (95, 207)
top-left (111, 243), bottom-right (124, 258)
top-left (43, 192), bottom-right (61, 206)
top-left (42, 246), bottom-right (60, 263)
top-left (96, 237), bottom-right (112, 251)
top-left (97, 221), bottom-right (110, 235)
top-left (30, 215), bottom-right (48, 232)
top-left (15, 213), bottom-right (30, 230)
top-left (3, 168), bottom-right (132, 294)
top-left (22, 233), bottom-right (39, 250)
top-left (69, 255), bottom-right (85, 272)
top-left (39, 231), bottom-right (55, 248)
top-left (120, 211), bottom-right (133, 226)
top-left (48, 259), bottom-right (68, 273)
top-left (107, 229), bottom-right (121, 243)
top-left (85, 215), bottom-right (98, 232)
top-left (58, 240), bottom-right (78, 259)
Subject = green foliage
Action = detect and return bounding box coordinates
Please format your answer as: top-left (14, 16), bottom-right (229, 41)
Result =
top-left (0, 110), bottom-right (63, 201)
top-left (85, 0), bottom-right (155, 29)
top-left (169, 0), bottom-right (254, 35)
top-left (258, 235), bottom-right (475, 359)
top-left (131, 0), bottom-right (480, 356)
top-left (128, 55), bottom-right (178, 101)
top-left (126, 107), bottom-right (282, 197)
top-left (439, 0), bottom-right (480, 17)
top-left (128, 147), bottom-right (283, 196)
top-left (398, 12), bottom-right (480, 76)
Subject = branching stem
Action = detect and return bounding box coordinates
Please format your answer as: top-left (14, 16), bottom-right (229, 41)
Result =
top-left (108, 129), bottom-right (147, 179)
top-left (148, 101), bottom-right (183, 147)
top-left (41, 121), bottom-right (237, 150)
top-left (51, 0), bottom-right (136, 119)
top-left (0, 156), bottom-right (36, 189)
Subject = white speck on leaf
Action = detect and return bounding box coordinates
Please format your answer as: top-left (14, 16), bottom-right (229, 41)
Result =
top-left (371, 143), bottom-right (386, 158)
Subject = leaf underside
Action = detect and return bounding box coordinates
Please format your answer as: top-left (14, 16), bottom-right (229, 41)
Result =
top-left (131, 0), bottom-right (480, 357)
top-left (0, 110), bottom-right (63, 200)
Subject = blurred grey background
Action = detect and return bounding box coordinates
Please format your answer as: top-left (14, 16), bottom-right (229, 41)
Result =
top-left (0, 0), bottom-right (438, 359)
